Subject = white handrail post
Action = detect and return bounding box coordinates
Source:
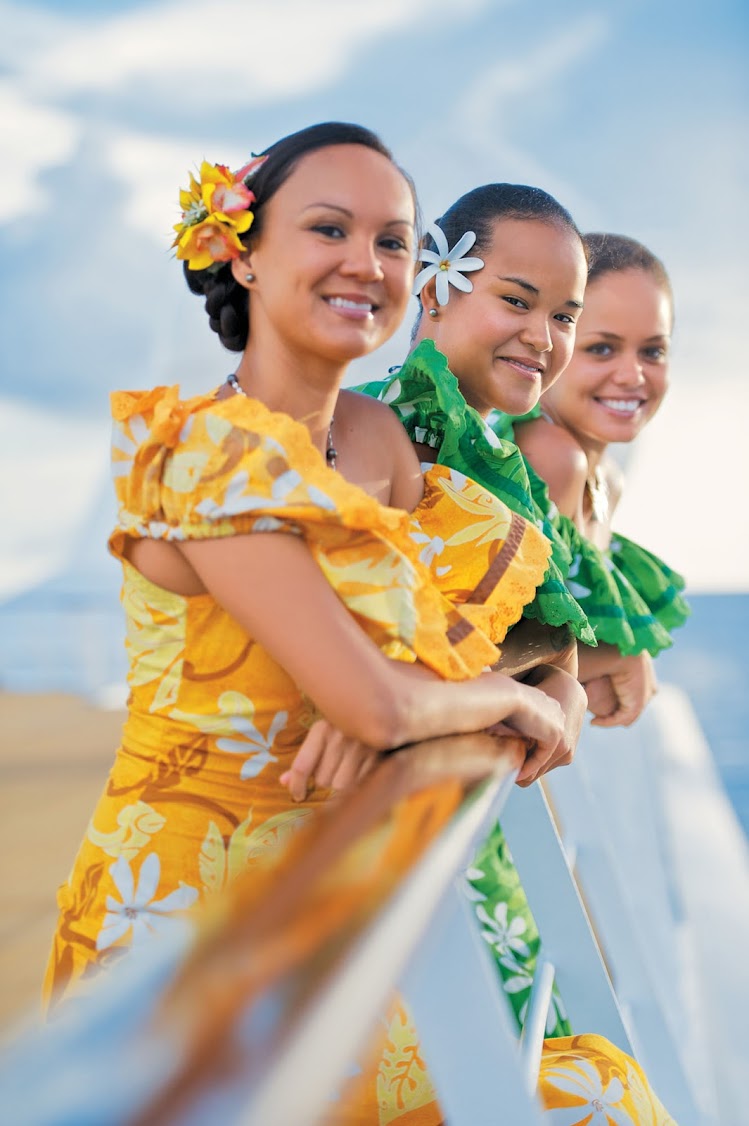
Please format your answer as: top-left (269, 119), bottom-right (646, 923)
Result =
top-left (518, 957), bottom-right (555, 1096)
top-left (500, 782), bottom-right (633, 1051)
top-left (401, 877), bottom-right (546, 1126)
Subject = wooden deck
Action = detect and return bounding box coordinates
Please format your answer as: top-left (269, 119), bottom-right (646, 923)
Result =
top-left (0, 693), bottom-right (124, 1036)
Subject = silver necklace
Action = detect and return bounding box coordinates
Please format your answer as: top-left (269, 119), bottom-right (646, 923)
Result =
top-left (226, 373), bottom-right (337, 470)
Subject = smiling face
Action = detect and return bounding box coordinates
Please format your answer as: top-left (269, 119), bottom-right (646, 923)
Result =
top-left (421, 217), bottom-right (588, 418)
top-left (541, 267), bottom-right (672, 452)
top-left (234, 144), bottom-right (416, 371)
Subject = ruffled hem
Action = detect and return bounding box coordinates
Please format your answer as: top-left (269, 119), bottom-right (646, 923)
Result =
top-left (496, 411), bottom-right (691, 656)
top-left (108, 385), bottom-right (553, 681)
top-left (356, 343), bottom-right (596, 646)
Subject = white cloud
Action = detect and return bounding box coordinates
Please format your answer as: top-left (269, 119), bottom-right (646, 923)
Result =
top-left (0, 399), bottom-right (108, 602)
top-left (19, 0), bottom-right (487, 104)
top-left (0, 81), bottom-right (79, 217)
top-left (104, 130), bottom-right (222, 244)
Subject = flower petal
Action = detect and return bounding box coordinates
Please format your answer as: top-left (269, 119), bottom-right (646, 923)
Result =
top-left (109, 855), bottom-right (134, 905)
top-left (448, 230), bottom-right (477, 259)
top-left (415, 248), bottom-right (441, 265)
top-left (542, 1106), bottom-right (593, 1126)
top-left (413, 263), bottom-right (439, 295)
top-left (454, 256), bottom-right (484, 272)
top-left (425, 222), bottom-right (448, 258)
top-left (149, 881), bottom-right (199, 914)
top-left (96, 913), bottom-right (130, 951)
top-left (447, 270), bottom-right (473, 293)
top-left (435, 271), bottom-right (450, 306)
top-left (133, 852), bottom-right (161, 907)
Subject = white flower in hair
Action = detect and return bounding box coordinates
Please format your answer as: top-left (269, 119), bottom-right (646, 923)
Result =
top-left (413, 223), bottom-right (484, 306)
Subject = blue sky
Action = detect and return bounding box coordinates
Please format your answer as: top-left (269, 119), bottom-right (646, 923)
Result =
top-left (0, 0), bottom-right (747, 597)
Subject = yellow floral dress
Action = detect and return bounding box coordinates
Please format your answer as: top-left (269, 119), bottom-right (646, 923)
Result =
top-left (43, 385), bottom-right (547, 1007)
top-left (42, 386), bottom-right (676, 1124)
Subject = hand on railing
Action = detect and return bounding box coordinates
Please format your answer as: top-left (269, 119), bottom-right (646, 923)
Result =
top-left (581, 648), bottom-right (658, 728)
top-left (282, 672), bottom-right (568, 802)
top-left (512, 664), bottom-right (587, 786)
top-left (280, 720), bottom-right (380, 801)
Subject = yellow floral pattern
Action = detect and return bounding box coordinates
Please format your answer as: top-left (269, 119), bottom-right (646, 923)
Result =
top-left (43, 386), bottom-right (672, 1124)
top-left (44, 386), bottom-right (548, 1010)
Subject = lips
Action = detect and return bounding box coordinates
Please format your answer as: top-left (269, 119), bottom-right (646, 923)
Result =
top-left (499, 356), bottom-right (545, 378)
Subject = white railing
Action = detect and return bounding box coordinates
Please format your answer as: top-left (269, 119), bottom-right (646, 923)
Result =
top-left (1, 692), bottom-right (738, 1126)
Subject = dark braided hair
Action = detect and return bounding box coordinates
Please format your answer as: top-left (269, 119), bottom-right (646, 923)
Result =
top-left (583, 232), bottom-right (673, 308)
top-left (184, 122), bottom-right (418, 352)
top-left (413, 183), bottom-right (584, 335)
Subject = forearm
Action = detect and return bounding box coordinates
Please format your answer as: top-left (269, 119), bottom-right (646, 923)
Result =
top-left (577, 641), bottom-right (624, 683)
top-left (494, 620), bottom-right (577, 678)
top-left (375, 661), bottom-right (527, 750)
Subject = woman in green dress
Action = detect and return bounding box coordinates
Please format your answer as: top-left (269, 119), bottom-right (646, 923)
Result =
top-left (357, 186), bottom-right (687, 1036)
top-left (506, 232), bottom-right (689, 722)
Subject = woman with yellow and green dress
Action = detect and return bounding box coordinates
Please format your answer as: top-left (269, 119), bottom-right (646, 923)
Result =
top-left (42, 127), bottom-right (676, 1124)
top-left (357, 185), bottom-right (687, 1043)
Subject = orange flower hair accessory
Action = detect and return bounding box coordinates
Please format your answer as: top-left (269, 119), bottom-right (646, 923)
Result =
top-left (172, 155), bottom-right (268, 272)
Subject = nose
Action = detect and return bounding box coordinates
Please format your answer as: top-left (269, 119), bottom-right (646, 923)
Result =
top-left (519, 312), bottom-right (552, 354)
top-left (612, 352), bottom-right (646, 385)
top-left (340, 235), bottom-right (384, 281)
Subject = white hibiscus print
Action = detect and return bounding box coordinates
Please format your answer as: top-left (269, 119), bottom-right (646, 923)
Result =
top-left (462, 865), bottom-right (487, 903)
top-left (476, 901), bottom-right (531, 961)
top-left (543, 1056), bottom-right (629, 1125)
top-left (409, 529), bottom-right (451, 575)
top-left (111, 414), bottom-right (150, 479)
top-left (216, 705), bottom-right (287, 780)
top-left (171, 692), bottom-right (287, 780)
top-left (96, 852), bottom-right (198, 951)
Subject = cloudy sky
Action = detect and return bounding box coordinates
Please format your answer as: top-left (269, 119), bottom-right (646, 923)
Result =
top-left (1, 0), bottom-right (747, 600)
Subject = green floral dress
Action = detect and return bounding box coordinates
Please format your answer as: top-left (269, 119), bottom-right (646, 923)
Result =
top-left (496, 404), bottom-right (690, 655)
top-left (356, 340), bottom-right (690, 1039)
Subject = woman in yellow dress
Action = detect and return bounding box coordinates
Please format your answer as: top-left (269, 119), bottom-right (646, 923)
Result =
top-left (41, 122), bottom-right (675, 1124)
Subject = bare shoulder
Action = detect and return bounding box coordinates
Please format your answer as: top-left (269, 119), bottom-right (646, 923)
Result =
top-left (339, 388), bottom-right (408, 433)
top-left (338, 389), bottom-right (423, 511)
top-left (515, 417), bottom-right (588, 519)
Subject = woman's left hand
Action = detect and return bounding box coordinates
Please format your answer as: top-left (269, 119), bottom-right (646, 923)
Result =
top-left (280, 719), bottom-right (380, 802)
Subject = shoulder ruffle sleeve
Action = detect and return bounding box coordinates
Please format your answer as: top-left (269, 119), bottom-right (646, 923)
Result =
top-left (108, 386), bottom-right (506, 682)
top-left (411, 465), bottom-right (552, 644)
top-left (355, 343), bottom-right (596, 646)
top-left (497, 408), bottom-right (690, 655)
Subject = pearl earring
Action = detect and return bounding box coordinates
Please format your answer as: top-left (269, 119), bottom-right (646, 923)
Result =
top-left (245, 272), bottom-right (255, 283)
top-left (428, 308), bottom-right (438, 318)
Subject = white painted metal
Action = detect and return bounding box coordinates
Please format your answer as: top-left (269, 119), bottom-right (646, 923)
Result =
top-left (518, 958), bottom-right (555, 1095)
top-left (545, 751), bottom-right (709, 1125)
top-left (401, 879), bottom-right (546, 1126)
top-left (500, 782), bottom-right (634, 1051)
top-left (239, 766), bottom-right (546, 1126)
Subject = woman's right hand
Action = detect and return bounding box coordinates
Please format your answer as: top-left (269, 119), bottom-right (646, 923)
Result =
top-left (485, 675), bottom-right (567, 785)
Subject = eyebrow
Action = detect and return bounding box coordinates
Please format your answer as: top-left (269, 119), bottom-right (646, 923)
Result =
top-left (303, 202), bottom-right (413, 227)
top-left (587, 330), bottom-right (670, 342)
top-left (497, 275), bottom-right (583, 310)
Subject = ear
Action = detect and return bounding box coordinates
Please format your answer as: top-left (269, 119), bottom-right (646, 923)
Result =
top-left (230, 253), bottom-right (256, 290)
top-left (418, 276), bottom-right (440, 319)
